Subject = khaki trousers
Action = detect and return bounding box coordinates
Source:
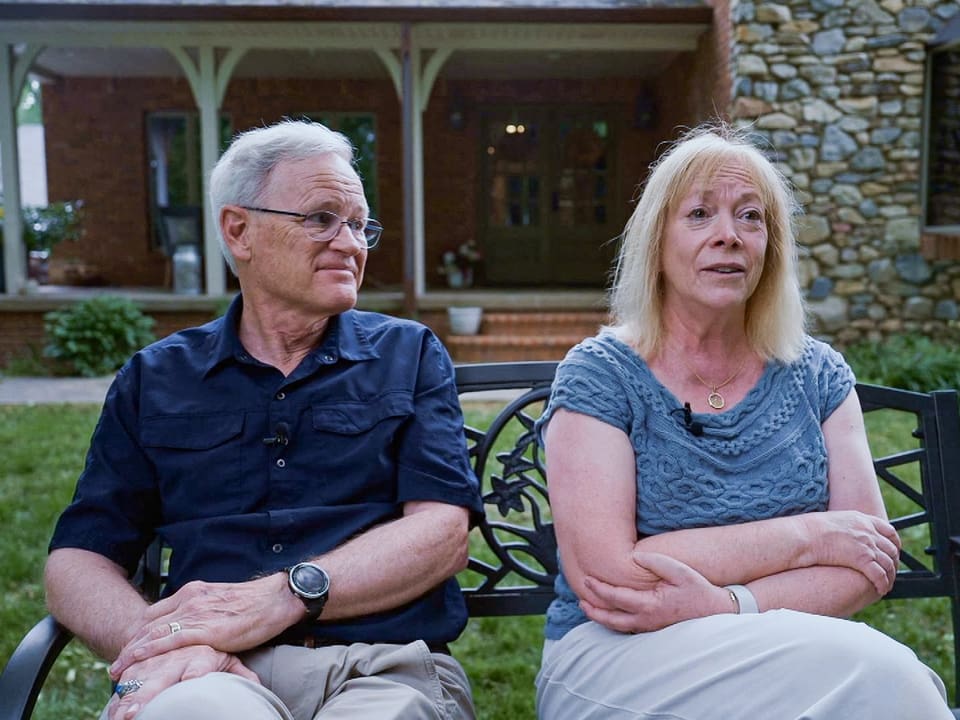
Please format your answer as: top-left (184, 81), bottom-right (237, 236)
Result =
top-left (102, 641), bottom-right (475, 720)
top-left (537, 610), bottom-right (953, 720)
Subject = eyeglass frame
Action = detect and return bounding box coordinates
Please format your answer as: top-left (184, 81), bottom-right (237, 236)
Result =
top-left (240, 206), bottom-right (383, 249)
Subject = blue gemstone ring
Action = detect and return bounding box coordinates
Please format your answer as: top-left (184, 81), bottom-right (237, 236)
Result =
top-left (114, 679), bottom-right (144, 698)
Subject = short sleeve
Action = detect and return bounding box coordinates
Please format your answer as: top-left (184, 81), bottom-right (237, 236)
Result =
top-left (812, 339), bottom-right (856, 420)
top-left (536, 336), bottom-right (633, 441)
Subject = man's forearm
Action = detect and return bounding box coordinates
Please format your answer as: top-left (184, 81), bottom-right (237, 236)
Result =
top-left (315, 501), bottom-right (470, 621)
top-left (45, 547), bottom-right (148, 660)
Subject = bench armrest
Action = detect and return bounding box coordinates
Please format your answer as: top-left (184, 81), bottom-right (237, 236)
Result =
top-left (0, 615), bottom-right (74, 720)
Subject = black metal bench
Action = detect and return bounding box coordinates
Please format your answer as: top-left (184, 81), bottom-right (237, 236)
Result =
top-left (2, 361), bottom-right (960, 718)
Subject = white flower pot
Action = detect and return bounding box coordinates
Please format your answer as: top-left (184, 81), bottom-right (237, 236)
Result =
top-left (448, 306), bottom-right (483, 335)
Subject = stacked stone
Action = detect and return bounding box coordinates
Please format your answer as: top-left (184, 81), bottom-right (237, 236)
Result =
top-left (730, 0), bottom-right (960, 347)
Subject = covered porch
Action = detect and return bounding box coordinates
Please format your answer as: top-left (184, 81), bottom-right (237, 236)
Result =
top-left (0, 0), bottom-right (723, 361)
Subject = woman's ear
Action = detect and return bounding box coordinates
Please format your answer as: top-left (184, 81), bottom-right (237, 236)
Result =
top-left (221, 206), bottom-right (251, 265)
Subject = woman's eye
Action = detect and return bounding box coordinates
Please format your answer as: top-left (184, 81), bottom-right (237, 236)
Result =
top-left (740, 209), bottom-right (764, 223)
top-left (689, 207), bottom-right (709, 220)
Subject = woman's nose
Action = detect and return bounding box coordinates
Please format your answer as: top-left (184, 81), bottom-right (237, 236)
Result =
top-left (713, 213), bottom-right (742, 246)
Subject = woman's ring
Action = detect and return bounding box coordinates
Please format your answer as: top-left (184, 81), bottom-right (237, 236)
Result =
top-left (169, 621), bottom-right (182, 634)
top-left (114, 679), bottom-right (144, 698)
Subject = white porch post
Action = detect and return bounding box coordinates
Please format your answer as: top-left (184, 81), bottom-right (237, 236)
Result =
top-left (166, 44), bottom-right (230, 296)
top-left (0, 45), bottom-right (24, 295)
top-left (196, 46), bottom-right (225, 296)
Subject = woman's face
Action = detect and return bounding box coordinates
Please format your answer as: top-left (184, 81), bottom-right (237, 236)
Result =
top-left (659, 162), bottom-right (768, 317)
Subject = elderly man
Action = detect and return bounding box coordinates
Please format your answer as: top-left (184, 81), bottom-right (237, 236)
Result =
top-left (44, 120), bottom-right (482, 720)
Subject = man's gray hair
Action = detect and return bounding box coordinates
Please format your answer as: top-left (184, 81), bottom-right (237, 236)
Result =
top-left (209, 119), bottom-right (356, 275)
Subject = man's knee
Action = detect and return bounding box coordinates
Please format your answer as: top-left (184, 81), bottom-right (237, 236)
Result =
top-left (136, 673), bottom-right (285, 720)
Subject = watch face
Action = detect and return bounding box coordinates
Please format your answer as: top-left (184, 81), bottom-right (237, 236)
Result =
top-left (291, 562), bottom-right (330, 600)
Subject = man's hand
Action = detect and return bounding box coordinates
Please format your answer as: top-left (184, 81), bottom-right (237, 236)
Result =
top-left (108, 645), bottom-right (259, 720)
top-left (579, 551), bottom-right (731, 634)
top-left (802, 511), bottom-right (901, 596)
top-left (109, 573), bottom-right (298, 681)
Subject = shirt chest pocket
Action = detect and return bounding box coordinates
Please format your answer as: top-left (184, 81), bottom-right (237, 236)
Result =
top-left (308, 393), bottom-right (414, 504)
top-left (141, 412), bottom-right (248, 519)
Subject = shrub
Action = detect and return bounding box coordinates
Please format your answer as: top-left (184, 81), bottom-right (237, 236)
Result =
top-left (43, 295), bottom-right (156, 377)
top-left (843, 334), bottom-right (960, 393)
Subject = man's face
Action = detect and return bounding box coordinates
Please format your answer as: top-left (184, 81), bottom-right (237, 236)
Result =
top-left (243, 153), bottom-right (368, 318)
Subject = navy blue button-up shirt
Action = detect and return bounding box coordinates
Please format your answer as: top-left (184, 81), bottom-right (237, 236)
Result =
top-left (50, 297), bottom-right (483, 646)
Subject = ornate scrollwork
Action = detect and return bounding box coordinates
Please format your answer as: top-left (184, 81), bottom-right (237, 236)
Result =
top-left (464, 386), bottom-right (557, 597)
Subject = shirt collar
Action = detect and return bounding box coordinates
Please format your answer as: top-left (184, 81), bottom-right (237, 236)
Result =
top-left (204, 296), bottom-right (379, 377)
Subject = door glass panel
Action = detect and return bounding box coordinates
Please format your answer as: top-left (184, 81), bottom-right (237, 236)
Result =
top-left (555, 118), bottom-right (610, 228)
top-left (487, 117), bottom-right (540, 227)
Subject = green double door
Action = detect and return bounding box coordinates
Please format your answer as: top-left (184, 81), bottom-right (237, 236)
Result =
top-left (480, 106), bottom-right (621, 287)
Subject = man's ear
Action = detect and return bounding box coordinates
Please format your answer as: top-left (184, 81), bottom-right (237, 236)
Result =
top-left (221, 206), bottom-right (251, 264)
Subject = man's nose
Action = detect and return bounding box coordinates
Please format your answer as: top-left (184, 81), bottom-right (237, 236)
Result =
top-left (327, 223), bottom-right (366, 255)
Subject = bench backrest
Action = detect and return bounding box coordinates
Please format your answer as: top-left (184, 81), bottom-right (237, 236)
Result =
top-left (455, 366), bottom-right (960, 619)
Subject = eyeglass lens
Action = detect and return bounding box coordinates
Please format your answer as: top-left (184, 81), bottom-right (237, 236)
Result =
top-left (304, 210), bottom-right (382, 248)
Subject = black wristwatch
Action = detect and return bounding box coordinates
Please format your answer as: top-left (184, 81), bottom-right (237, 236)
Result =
top-left (286, 562), bottom-right (330, 619)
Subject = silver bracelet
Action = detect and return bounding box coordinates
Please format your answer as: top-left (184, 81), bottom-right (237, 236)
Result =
top-left (724, 584), bottom-right (759, 614)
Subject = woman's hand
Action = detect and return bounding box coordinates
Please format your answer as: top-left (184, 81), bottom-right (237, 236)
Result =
top-left (801, 511), bottom-right (901, 595)
top-left (579, 551), bottom-right (733, 633)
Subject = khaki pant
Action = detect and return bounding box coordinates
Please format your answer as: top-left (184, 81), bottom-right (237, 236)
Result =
top-left (537, 610), bottom-right (952, 720)
top-left (103, 641), bottom-right (475, 720)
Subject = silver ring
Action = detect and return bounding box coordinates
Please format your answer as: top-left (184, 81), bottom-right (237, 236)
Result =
top-left (169, 621), bottom-right (182, 635)
top-left (114, 679), bottom-right (144, 698)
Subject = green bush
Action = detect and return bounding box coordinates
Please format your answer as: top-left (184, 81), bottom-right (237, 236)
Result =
top-left (843, 334), bottom-right (960, 392)
top-left (43, 295), bottom-right (156, 377)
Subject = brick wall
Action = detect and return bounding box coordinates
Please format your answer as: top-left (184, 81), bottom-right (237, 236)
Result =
top-left (42, 68), bottom-right (703, 292)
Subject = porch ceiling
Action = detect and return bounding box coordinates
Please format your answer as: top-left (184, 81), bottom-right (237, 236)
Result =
top-left (31, 46), bottom-right (680, 80)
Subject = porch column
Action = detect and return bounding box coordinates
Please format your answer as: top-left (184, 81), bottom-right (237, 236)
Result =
top-left (196, 46), bottom-right (225, 296)
top-left (0, 45), bottom-right (24, 295)
top-left (166, 44), bottom-right (236, 296)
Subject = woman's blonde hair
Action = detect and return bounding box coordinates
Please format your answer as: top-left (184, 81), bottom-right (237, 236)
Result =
top-left (608, 122), bottom-right (807, 362)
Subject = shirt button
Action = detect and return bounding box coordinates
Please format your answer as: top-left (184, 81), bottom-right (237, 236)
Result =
top-left (321, 353), bottom-right (336, 364)
top-left (272, 543), bottom-right (283, 553)
top-left (276, 458), bottom-right (286, 468)
top-left (276, 391), bottom-right (286, 400)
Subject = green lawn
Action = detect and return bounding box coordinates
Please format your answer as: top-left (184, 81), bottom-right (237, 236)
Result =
top-left (0, 403), bottom-right (954, 719)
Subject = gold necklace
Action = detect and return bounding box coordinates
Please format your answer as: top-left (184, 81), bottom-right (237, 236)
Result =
top-left (682, 356), bottom-right (748, 410)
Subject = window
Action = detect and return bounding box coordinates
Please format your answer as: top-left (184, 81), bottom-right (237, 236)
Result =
top-left (306, 113), bottom-right (378, 217)
top-left (921, 22), bottom-right (960, 259)
top-left (146, 112), bottom-right (231, 251)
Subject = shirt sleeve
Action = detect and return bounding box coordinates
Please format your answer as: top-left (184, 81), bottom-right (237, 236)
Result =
top-left (48, 358), bottom-right (160, 574)
top-left (395, 330), bottom-right (484, 517)
top-left (536, 337), bottom-right (633, 441)
top-left (813, 339), bottom-right (857, 420)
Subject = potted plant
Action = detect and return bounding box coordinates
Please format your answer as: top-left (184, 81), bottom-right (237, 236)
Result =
top-left (22, 200), bottom-right (85, 284)
top-left (437, 240), bottom-right (482, 289)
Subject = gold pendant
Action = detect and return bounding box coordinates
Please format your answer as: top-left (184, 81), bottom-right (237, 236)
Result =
top-left (708, 391), bottom-right (725, 410)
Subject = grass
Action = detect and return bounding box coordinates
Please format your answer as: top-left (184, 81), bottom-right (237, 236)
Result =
top-left (0, 401), bottom-right (955, 719)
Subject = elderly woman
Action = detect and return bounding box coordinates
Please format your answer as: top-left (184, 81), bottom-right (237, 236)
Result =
top-left (535, 123), bottom-right (953, 719)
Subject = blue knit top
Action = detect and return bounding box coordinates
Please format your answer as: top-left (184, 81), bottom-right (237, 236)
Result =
top-left (537, 332), bottom-right (855, 640)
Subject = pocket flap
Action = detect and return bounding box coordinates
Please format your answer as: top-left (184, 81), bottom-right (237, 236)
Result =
top-left (312, 392), bottom-right (413, 434)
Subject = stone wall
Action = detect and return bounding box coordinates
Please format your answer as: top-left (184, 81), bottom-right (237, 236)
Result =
top-left (729, 0), bottom-right (960, 347)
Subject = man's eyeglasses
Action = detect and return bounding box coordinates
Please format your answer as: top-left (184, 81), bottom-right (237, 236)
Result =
top-left (241, 206), bottom-right (383, 249)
